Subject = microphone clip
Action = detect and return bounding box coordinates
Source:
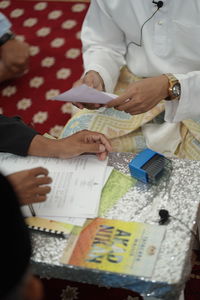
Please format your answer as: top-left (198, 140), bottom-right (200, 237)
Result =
top-left (159, 209), bottom-right (170, 225)
top-left (152, 0), bottom-right (163, 9)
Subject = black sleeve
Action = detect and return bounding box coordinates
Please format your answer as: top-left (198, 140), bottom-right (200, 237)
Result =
top-left (0, 115), bottom-right (38, 156)
top-left (0, 172), bottom-right (32, 299)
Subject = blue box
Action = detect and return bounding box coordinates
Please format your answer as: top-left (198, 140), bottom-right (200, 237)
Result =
top-left (129, 148), bottom-right (165, 183)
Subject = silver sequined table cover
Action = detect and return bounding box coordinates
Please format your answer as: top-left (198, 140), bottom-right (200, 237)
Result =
top-left (31, 152), bottom-right (200, 300)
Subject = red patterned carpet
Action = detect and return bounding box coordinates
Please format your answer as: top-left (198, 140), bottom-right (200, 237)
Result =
top-left (1, 0), bottom-right (200, 299)
top-left (0, 0), bottom-right (89, 136)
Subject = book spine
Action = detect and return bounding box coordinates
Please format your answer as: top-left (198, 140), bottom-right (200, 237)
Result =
top-left (27, 225), bottom-right (67, 238)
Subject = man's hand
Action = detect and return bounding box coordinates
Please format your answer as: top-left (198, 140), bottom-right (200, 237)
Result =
top-left (55, 130), bottom-right (112, 160)
top-left (72, 70), bottom-right (105, 109)
top-left (28, 130), bottom-right (112, 160)
top-left (0, 61), bottom-right (19, 83)
top-left (7, 167), bottom-right (52, 205)
top-left (106, 75), bottom-right (169, 115)
top-left (1, 39), bottom-right (29, 75)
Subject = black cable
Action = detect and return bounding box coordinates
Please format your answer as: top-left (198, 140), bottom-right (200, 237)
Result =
top-left (159, 209), bottom-right (199, 244)
top-left (126, 5), bottom-right (160, 50)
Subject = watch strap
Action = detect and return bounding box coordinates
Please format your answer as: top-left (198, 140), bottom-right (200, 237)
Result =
top-left (164, 73), bottom-right (181, 101)
top-left (0, 31), bottom-right (15, 46)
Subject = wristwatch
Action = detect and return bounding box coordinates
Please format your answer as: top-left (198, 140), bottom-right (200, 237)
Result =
top-left (0, 30), bottom-right (15, 46)
top-left (164, 73), bottom-right (181, 101)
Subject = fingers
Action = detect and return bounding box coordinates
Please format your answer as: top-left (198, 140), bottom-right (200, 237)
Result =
top-left (82, 103), bottom-right (101, 109)
top-left (106, 92), bottom-right (131, 108)
top-left (106, 94), bottom-right (143, 115)
top-left (84, 71), bottom-right (99, 88)
top-left (5, 52), bottom-right (29, 74)
top-left (85, 133), bottom-right (112, 152)
top-left (81, 142), bottom-right (106, 155)
top-left (114, 99), bottom-right (156, 115)
top-left (96, 151), bottom-right (108, 161)
top-left (1, 39), bottom-right (29, 74)
top-left (29, 167), bottom-right (49, 177)
top-left (72, 102), bottom-right (102, 110)
top-left (72, 79), bottom-right (85, 109)
top-left (73, 76), bottom-right (94, 89)
top-left (31, 186), bottom-right (51, 203)
top-left (28, 167), bottom-right (52, 203)
top-left (35, 175), bottom-right (52, 186)
top-left (79, 132), bottom-right (112, 160)
top-left (71, 72), bottom-right (104, 109)
top-left (84, 75), bottom-right (94, 88)
top-left (72, 102), bottom-right (84, 109)
top-left (73, 79), bottom-right (83, 88)
top-left (36, 186), bottom-right (51, 196)
top-left (8, 61), bottom-right (29, 74)
top-left (31, 167), bottom-right (52, 194)
top-left (112, 99), bottom-right (135, 113)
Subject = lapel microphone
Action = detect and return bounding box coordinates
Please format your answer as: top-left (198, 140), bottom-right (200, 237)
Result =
top-left (152, 1), bottom-right (164, 8)
top-left (159, 209), bottom-right (170, 225)
top-left (126, 0), bottom-right (164, 49)
top-left (158, 209), bottom-right (199, 244)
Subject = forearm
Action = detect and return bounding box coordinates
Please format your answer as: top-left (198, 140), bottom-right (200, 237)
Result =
top-left (28, 130), bottom-right (112, 160)
top-left (27, 135), bottom-right (61, 158)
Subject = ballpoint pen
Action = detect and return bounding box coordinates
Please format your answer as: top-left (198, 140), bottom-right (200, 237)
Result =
top-left (29, 204), bottom-right (36, 217)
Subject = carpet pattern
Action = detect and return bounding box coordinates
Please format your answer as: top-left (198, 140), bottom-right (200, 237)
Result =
top-left (1, 0), bottom-right (200, 299)
top-left (0, 0), bottom-right (89, 136)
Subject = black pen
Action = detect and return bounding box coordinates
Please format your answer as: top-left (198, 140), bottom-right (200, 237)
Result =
top-left (29, 204), bottom-right (36, 217)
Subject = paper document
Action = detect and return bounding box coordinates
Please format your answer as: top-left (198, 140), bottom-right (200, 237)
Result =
top-left (44, 216), bottom-right (86, 227)
top-left (103, 166), bottom-right (113, 185)
top-left (0, 153), bottom-right (108, 219)
top-left (51, 84), bottom-right (117, 104)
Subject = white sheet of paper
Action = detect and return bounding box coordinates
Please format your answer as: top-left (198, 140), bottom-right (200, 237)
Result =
top-left (51, 84), bottom-right (117, 104)
top-left (0, 153), bottom-right (108, 219)
top-left (103, 166), bottom-right (113, 185)
top-left (42, 216), bottom-right (86, 227)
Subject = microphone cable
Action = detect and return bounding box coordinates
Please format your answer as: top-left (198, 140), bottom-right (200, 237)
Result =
top-left (126, 1), bottom-right (163, 50)
top-left (158, 209), bottom-right (199, 244)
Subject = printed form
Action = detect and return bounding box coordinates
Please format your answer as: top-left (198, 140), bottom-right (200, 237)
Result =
top-left (0, 153), bottom-right (108, 219)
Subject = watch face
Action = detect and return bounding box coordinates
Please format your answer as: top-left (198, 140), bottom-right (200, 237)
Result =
top-left (172, 83), bottom-right (181, 97)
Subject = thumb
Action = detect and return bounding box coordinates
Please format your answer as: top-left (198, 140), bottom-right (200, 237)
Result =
top-left (84, 75), bottom-right (95, 88)
top-left (81, 143), bottom-right (106, 154)
top-left (73, 79), bottom-right (83, 87)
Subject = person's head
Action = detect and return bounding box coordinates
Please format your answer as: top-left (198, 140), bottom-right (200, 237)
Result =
top-left (0, 173), bottom-right (43, 300)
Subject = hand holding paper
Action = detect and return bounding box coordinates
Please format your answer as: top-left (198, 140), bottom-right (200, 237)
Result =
top-left (51, 84), bottom-right (117, 104)
top-left (71, 70), bottom-right (105, 109)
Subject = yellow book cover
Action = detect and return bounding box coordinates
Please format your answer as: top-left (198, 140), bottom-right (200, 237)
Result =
top-left (66, 218), bottom-right (166, 277)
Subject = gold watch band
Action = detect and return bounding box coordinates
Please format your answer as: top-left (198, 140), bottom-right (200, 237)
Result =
top-left (164, 73), bottom-right (181, 101)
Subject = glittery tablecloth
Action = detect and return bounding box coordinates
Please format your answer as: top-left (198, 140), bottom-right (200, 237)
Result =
top-left (31, 152), bottom-right (200, 300)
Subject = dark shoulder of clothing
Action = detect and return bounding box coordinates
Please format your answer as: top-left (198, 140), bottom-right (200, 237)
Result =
top-left (0, 115), bottom-right (38, 156)
top-left (0, 172), bottom-right (31, 299)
